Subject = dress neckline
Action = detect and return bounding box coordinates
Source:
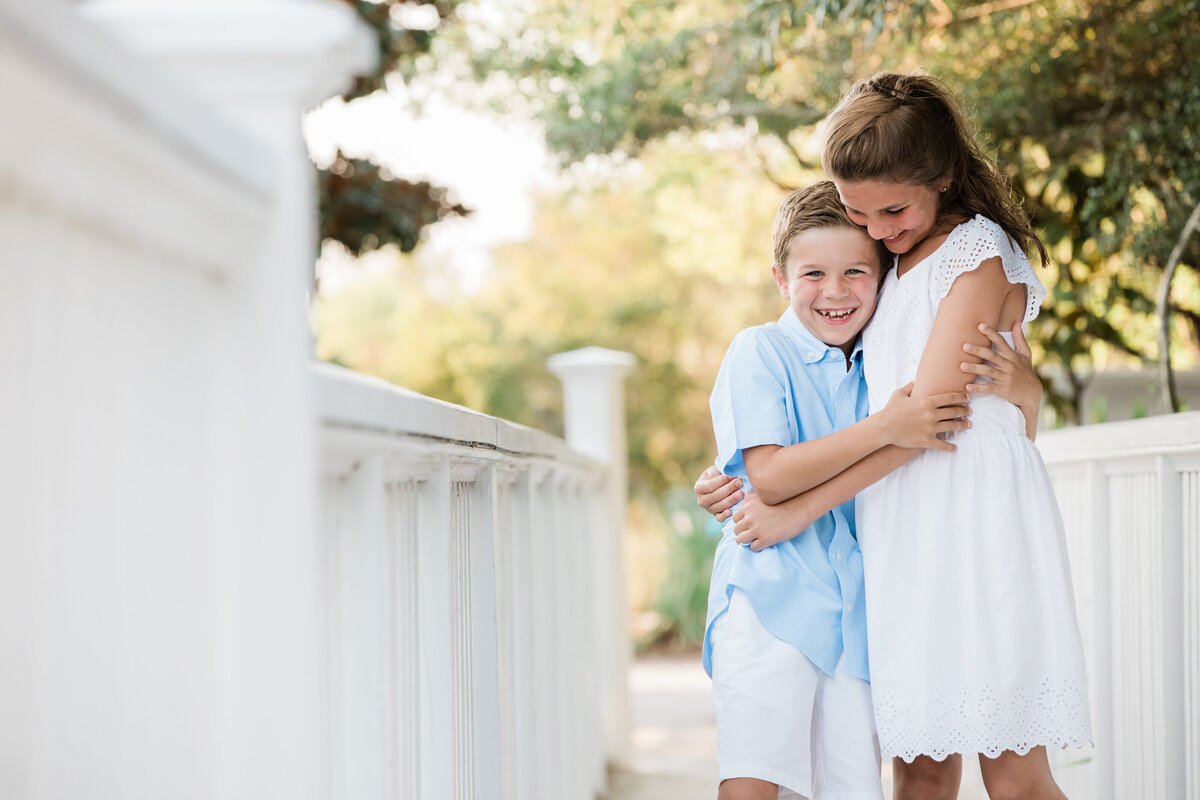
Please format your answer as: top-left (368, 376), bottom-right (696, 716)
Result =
top-left (894, 215), bottom-right (975, 279)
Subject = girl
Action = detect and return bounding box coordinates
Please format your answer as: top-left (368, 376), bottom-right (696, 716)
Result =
top-left (704, 73), bottom-right (1091, 800)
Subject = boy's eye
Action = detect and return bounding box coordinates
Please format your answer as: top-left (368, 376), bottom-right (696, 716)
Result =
top-left (802, 271), bottom-right (824, 279)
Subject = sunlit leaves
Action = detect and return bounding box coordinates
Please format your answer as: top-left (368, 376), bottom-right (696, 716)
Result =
top-left (318, 151), bottom-right (469, 257)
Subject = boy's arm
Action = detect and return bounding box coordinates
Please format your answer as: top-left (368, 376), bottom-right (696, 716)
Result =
top-left (741, 383), bottom-right (970, 505)
top-left (735, 261), bottom-right (1015, 550)
top-left (735, 445), bottom-right (917, 550)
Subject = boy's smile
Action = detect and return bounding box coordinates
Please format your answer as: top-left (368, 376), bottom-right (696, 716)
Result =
top-left (773, 227), bottom-right (883, 357)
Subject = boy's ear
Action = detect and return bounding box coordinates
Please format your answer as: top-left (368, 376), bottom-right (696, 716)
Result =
top-left (771, 265), bottom-right (789, 298)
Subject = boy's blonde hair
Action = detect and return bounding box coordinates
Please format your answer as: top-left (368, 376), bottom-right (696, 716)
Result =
top-left (772, 181), bottom-right (889, 279)
top-left (822, 72), bottom-right (1047, 266)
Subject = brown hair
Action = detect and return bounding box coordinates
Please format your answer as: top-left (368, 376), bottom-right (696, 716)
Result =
top-left (772, 180), bottom-right (890, 279)
top-left (821, 72), bottom-right (1047, 266)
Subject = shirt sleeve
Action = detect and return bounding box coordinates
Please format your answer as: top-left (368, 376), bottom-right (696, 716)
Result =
top-left (933, 216), bottom-right (1046, 324)
top-left (710, 327), bottom-right (798, 477)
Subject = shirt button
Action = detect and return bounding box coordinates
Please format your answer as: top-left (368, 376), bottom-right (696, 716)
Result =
top-left (807, 351), bottom-right (817, 360)
top-left (835, 550), bottom-right (843, 560)
top-left (845, 603), bottom-right (853, 612)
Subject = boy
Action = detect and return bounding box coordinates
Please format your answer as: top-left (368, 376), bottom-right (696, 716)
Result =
top-left (703, 181), bottom-right (975, 800)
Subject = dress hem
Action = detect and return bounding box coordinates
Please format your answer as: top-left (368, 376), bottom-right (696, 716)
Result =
top-left (885, 735), bottom-right (1094, 764)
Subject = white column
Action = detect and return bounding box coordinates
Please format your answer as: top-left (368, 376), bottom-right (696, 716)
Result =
top-left (547, 346), bottom-right (637, 765)
top-left (80, 3), bottom-right (376, 799)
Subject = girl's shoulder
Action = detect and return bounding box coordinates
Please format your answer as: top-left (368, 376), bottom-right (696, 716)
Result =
top-left (941, 215), bottom-right (1021, 260)
top-left (933, 215), bottom-right (1046, 322)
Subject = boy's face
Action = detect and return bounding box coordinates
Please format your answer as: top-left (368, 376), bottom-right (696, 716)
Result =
top-left (773, 226), bottom-right (883, 357)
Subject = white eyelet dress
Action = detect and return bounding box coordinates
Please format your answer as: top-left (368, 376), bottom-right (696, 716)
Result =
top-left (858, 215), bottom-right (1092, 763)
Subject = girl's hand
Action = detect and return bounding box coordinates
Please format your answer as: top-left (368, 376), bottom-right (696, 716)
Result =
top-left (694, 465), bottom-right (743, 522)
top-left (733, 492), bottom-right (813, 551)
top-left (876, 382), bottom-right (970, 452)
top-left (961, 322), bottom-right (1041, 411)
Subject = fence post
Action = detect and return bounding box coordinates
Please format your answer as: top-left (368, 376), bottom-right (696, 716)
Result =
top-left (547, 346), bottom-right (637, 766)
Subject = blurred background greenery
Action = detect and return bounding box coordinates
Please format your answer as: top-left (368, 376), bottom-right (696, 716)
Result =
top-left (314, 0), bottom-right (1200, 650)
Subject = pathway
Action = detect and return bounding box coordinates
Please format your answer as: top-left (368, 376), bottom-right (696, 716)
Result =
top-left (603, 654), bottom-right (993, 800)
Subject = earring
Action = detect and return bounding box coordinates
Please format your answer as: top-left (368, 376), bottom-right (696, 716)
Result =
top-left (940, 185), bottom-right (949, 192)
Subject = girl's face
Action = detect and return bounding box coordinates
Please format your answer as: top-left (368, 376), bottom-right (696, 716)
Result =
top-left (835, 179), bottom-right (944, 255)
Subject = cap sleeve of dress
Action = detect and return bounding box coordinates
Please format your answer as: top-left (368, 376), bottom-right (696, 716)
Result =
top-left (933, 215), bottom-right (1046, 324)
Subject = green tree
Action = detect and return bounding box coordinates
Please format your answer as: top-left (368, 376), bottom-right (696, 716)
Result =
top-left (316, 1), bottom-right (472, 261)
top-left (438, 0), bottom-right (1200, 422)
top-left (314, 136), bottom-right (793, 641)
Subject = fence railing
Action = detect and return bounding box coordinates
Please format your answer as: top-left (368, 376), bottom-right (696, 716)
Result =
top-left (315, 362), bottom-right (631, 800)
top-left (4, 3), bottom-right (635, 799)
top-left (1038, 411), bottom-right (1200, 799)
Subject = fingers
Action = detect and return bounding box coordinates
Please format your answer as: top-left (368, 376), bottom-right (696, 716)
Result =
top-left (706, 487), bottom-right (744, 515)
top-left (936, 418), bottom-right (971, 434)
top-left (962, 341), bottom-right (1007, 363)
top-left (928, 390), bottom-right (970, 408)
top-left (975, 322), bottom-right (1014, 354)
top-left (1010, 322), bottom-right (1031, 356)
top-left (693, 465), bottom-right (727, 494)
top-left (961, 359), bottom-right (1000, 379)
top-left (695, 467), bottom-right (743, 514)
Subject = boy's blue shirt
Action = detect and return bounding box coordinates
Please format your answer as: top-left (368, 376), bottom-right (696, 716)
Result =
top-left (702, 307), bottom-right (870, 682)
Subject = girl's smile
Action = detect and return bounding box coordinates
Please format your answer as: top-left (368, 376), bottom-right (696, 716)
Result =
top-left (835, 180), bottom-right (945, 256)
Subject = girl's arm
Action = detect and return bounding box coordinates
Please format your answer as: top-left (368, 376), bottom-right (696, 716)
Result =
top-left (734, 259), bottom-right (1017, 550)
top-left (734, 445), bottom-right (917, 550)
top-left (742, 384), bottom-right (970, 505)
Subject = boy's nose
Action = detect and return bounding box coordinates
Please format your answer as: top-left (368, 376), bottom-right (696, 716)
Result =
top-left (825, 278), bottom-right (850, 298)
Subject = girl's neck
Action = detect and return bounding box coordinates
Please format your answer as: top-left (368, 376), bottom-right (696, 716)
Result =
top-left (896, 214), bottom-right (968, 276)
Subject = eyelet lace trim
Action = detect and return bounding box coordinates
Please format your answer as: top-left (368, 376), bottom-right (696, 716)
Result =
top-left (933, 215), bottom-right (1045, 324)
top-left (873, 676), bottom-right (1093, 763)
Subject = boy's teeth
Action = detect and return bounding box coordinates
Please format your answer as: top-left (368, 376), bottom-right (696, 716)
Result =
top-left (821, 309), bottom-right (853, 319)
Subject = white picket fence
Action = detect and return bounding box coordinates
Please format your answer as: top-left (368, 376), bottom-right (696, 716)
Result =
top-left (316, 362), bottom-right (631, 800)
top-left (1039, 411), bottom-right (1200, 799)
top-left (1, 2), bottom-right (630, 799)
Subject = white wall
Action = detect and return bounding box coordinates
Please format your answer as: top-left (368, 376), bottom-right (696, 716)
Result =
top-left (0, 1), bottom-right (371, 797)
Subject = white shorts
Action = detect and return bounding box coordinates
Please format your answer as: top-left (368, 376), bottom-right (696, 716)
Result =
top-left (710, 588), bottom-right (883, 800)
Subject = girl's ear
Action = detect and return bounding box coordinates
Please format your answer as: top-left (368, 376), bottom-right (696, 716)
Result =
top-left (938, 169), bottom-right (955, 193)
top-left (771, 265), bottom-right (789, 298)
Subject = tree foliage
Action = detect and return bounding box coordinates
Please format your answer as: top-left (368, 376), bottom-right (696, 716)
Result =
top-left (318, 151), bottom-right (469, 260)
top-left (316, 1), bottom-right (471, 260)
top-left (445, 0), bottom-right (1200, 422)
top-left (315, 138), bottom-right (789, 496)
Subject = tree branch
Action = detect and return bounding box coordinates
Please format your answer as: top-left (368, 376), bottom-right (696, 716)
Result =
top-left (754, 145), bottom-right (800, 192)
top-left (1157, 195), bottom-right (1200, 412)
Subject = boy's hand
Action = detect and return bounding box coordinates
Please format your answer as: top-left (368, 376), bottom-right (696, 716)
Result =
top-left (694, 465), bottom-right (743, 522)
top-left (733, 492), bottom-right (812, 551)
top-left (961, 322), bottom-right (1041, 412)
top-left (876, 382), bottom-right (970, 452)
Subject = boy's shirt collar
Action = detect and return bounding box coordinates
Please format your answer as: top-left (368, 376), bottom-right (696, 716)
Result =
top-left (778, 308), bottom-right (864, 366)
